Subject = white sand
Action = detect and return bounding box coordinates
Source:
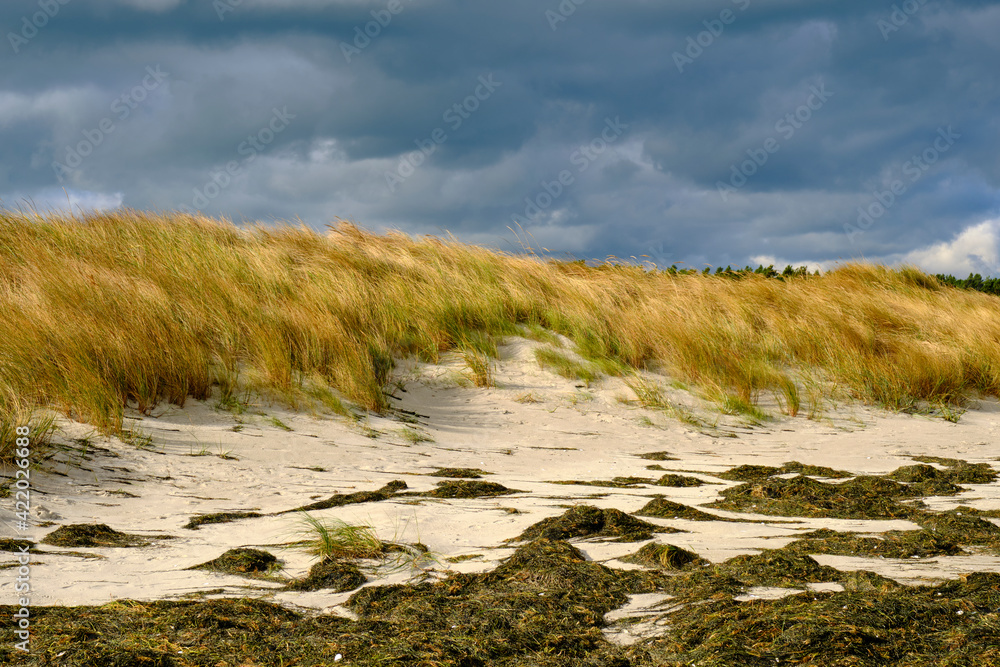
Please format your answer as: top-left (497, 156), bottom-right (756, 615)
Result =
top-left (3, 336), bottom-right (999, 625)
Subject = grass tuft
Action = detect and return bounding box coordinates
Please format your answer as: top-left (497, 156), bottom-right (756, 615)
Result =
top-left (293, 514), bottom-right (385, 561)
top-left (534, 348), bottom-right (599, 384)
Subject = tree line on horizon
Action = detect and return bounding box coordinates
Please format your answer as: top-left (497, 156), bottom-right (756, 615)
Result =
top-left (655, 262), bottom-right (1000, 295)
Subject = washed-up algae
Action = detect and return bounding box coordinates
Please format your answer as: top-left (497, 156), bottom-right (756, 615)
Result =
top-left (780, 527), bottom-right (964, 558)
top-left (638, 451), bottom-right (678, 461)
top-left (916, 508), bottom-right (1000, 547)
top-left (279, 480), bottom-right (407, 514)
top-left (40, 524), bottom-right (160, 548)
top-left (635, 495), bottom-right (735, 521)
top-left (910, 456), bottom-right (998, 483)
top-left (708, 475), bottom-right (928, 519)
top-left (891, 461), bottom-right (998, 485)
top-left (428, 467), bottom-right (492, 478)
top-left (548, 476), bottom-right (654, 488)
top-left (718, 461), bottom-right (853, 482)
top-left (513, 505), bottom-right (679, 542)
top-left (285, 559), bottom-right (366, 592)
top-left (188, 548), bottom-right (281, 577)
top-left (620, 542), bottom-right (704, 570)
top-left (654, 474), bottom-right (708, 487)
top-left (421, 480), bottom-right (521, 498)
top-left (637, 572), bottom-right (1000, 667)
top-left (1, 539), bottom-right (664, 667)
top-left (183, 511), bottom-right (263, 530)
top-left (0, 538), bottom-right (34, 551)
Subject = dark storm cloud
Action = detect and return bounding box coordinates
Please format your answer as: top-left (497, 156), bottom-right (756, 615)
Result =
top-left (1, 0), bottom-right (998, 274)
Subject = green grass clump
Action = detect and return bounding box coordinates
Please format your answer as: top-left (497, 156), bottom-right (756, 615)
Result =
top-left (399, 427), bottom-right (433, 444)
top-left (534, 348), bottom-right (600, 384)
top-left (721, 394), bottom-right (772, 423)
top-left (293, 514), bottom-right (385, 561)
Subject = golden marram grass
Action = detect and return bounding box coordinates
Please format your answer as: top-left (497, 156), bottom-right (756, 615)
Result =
top-left (2, 208), bottom-right (999, 460)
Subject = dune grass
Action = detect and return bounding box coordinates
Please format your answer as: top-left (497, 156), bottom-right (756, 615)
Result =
top-left (3, 209), bottom-right (1000, 461)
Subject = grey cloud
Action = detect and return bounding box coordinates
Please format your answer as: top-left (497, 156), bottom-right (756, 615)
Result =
top-left (0, 0), bottom-right (998, 274)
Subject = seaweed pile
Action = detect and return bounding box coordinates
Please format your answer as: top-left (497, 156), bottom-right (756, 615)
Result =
top-left (188, 548), bottom-right (281, 577)
top-left (419, 480), bottom-right (520, 499)
top-left (709, 474), bottom-right (934, 519)
top-left (636, 495), bottom-right (734, 521)
top-left (285, 559), bottom-right (366, 592)
top-left (7, 458), bottom-right (1000, 666)
top-left (428, 467), bottom-right (493, 479)
top-left (1, 539), bottom-right (662, 666)
top-left (40, 523), bottom-right (163, 548)
top-left (641, 571), bottom-right (1000, 666)
top-left (279, 480), bottom-right (408, 514)
top-left (718, 460), bottom-right (853, 482)
top-left (513, 505), bottom-right (678, 542)
top-left (183, 511), bottom-right (263, 530)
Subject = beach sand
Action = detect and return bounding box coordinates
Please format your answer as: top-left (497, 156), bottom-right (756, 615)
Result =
top-left (4, 336), bottom-right (999, 635)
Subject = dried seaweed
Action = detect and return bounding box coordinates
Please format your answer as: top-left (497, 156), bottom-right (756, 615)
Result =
top-left (183, 511), bottom-right (262, 530)
top-left (188, 547), bottom-right (280, 577)
top-left (285, 559), bottom-right (366, 592)
top-left (635, 495), bottom-right (735, 521)
top-left (40, 524), bottom-right (158, 548)
top-left (279, 480), bottom-right (407, 514)
top-left (514, 505), bottom-right (676, 542)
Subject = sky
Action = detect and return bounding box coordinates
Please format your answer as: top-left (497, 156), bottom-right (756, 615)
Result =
top-left (1, 0), bottom-right (999, 275)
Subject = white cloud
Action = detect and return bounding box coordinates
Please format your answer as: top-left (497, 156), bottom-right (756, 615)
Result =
top-left (900, 219), bottom-right (1000, 276)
